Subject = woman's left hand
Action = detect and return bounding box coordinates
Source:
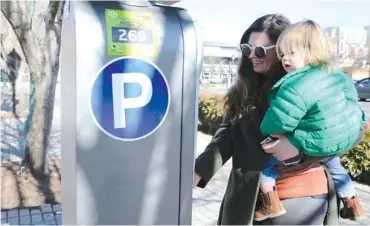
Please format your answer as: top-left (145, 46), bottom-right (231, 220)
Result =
top-left (263, 134), bottom-right (300, 161)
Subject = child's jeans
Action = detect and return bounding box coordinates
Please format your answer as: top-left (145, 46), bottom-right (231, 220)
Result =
top-left (261, 156), bottom-right (356, 198)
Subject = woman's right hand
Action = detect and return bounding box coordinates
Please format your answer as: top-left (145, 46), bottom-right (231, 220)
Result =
top-left (193, 173), bottom-right (201, 187)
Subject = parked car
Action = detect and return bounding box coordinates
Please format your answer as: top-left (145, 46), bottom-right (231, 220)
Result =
top-left (354, 78), bottom-right (370, 101)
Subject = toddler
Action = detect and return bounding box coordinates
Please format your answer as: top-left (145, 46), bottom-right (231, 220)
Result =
top-left (255, 19), bottom-right (367, 222)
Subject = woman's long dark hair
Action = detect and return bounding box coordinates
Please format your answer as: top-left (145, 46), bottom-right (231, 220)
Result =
top-left (224, 14), bottom-right (291, 126)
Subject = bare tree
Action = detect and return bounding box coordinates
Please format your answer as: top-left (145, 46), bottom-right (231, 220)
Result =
top-left (1, 1), bottom-right (65, 178)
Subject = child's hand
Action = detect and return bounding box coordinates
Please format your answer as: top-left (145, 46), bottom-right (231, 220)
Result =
top-left (261, 134), bottom-right (281, 151)
top-left (263, 135), bottom-right (300, 161)
top-left (262, 139), bottom-right (280, 151)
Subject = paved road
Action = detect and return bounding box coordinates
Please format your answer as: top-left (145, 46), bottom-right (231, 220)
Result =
top-left (360, 101), bottom-right (370, 116)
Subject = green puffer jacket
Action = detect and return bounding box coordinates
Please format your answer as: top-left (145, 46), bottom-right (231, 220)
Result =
top-left (260, 64), bottom-right (367, 157)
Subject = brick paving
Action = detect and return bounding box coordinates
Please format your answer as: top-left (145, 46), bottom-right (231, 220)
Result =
top-left (1, 132), bottom-right (369, 225)
top-left (1, 204), bottom-right (62, 225)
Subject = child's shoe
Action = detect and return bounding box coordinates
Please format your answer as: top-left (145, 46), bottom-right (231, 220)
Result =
top-left (254, 191), bottom-right (287, 221)
top-left (340, 196), bottom-right (366, 221)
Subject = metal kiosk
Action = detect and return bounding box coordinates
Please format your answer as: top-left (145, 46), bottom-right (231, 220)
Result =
top-left (60, 1), bottom-right (202, 224)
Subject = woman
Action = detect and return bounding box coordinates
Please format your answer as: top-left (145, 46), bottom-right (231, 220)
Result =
top-left (194, 14), bottom-right (339, 225)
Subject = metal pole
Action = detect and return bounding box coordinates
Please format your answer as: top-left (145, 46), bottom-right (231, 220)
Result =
top-left (231, 55), bottom-right (236, 86)
top-left (228, 58), bottom-right (232, 88)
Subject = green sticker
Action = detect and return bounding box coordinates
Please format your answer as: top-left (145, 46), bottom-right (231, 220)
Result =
top-left (105, 9), bottom-right (158, 56)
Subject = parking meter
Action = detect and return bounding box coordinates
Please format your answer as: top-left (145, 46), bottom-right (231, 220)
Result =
top-left (60, 1), bottom-right (202, 224)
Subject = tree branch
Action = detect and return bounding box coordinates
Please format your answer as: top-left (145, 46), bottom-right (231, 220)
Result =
top-left (0, 8), bottom-right (30, 73)
top-left (55, 1), bottom-right (65, 25)
top-left (46, 1), bottom-right (65, 36)
top-left (45, 0), bottom-right (63, 26)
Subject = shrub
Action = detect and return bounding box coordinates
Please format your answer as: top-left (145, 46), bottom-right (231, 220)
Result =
top-left (340, 125), bottom-right (370, 181)
top-left (198, 93), bottom-right (225, 135)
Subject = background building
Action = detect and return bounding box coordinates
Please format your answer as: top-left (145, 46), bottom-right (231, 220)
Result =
top-left (324, 26), bottom-right (368, 61)
top-left (198, 26), bottom-right (370, 87)
top-left (366, 26), bottom-right (370, 63)
top-left (201, 42), bottom-right (240, 85)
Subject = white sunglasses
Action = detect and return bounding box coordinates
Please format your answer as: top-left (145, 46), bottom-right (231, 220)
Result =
top-left (240, 43), bottom-right (276, 58)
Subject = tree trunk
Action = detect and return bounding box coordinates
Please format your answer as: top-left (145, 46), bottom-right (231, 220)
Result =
top-left (25, 69), bottom-right (59, 176)
top-left (1, 0), bottom-right (65, 177)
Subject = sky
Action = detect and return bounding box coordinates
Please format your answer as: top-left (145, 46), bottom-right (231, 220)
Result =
top-left (174, 0), bottom-right (370, 45)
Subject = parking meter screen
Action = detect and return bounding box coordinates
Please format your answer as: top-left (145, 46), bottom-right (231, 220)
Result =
top-left (111, 27), bottom-right (153, 44)
top-left (105, 9), bottom-right (158, 56)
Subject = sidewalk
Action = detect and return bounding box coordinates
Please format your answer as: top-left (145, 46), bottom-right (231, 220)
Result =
top-left (1, 132), bottom-right (369, 225)
top-left (193, 132), bottom-right (370, 225)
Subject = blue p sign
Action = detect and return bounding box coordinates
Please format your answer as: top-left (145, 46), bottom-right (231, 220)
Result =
top-left (89, 57), bottom-right (170, 141)
top-left (112, 72), bottom-right (153, 129)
